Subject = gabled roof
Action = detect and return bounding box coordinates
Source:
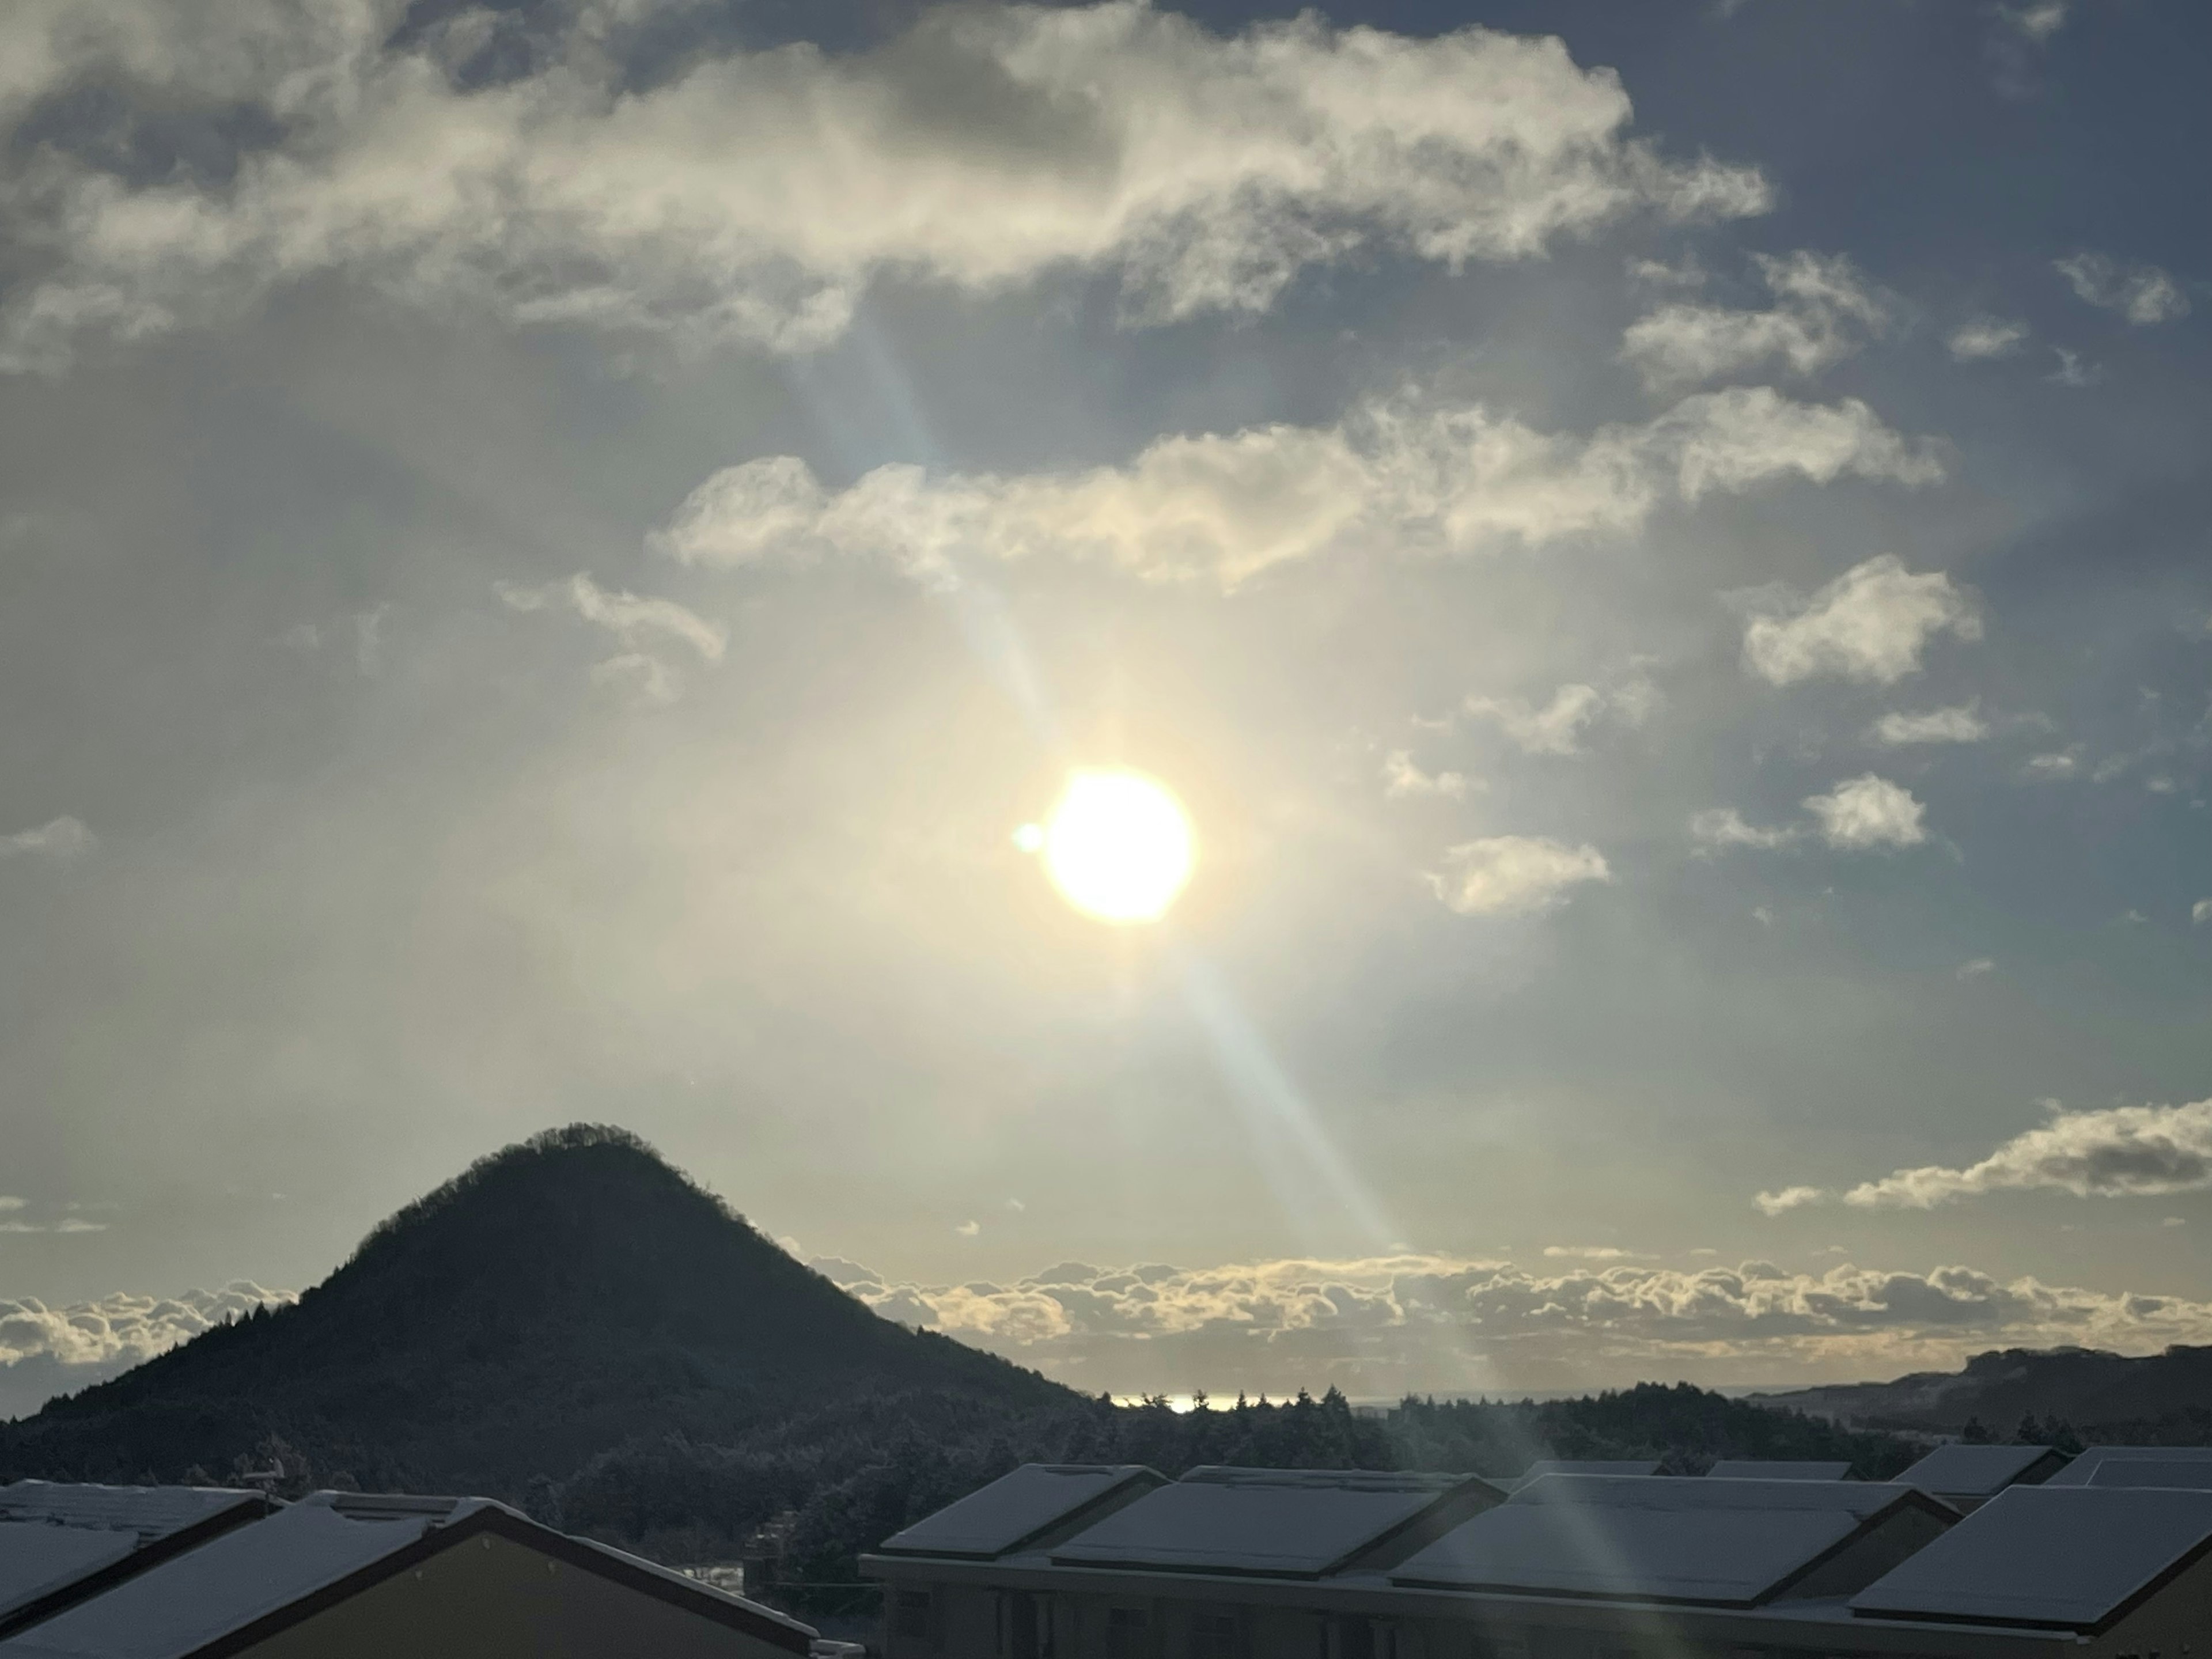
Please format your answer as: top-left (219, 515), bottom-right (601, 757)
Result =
top-left (1706, 1461), bottom-right (1849, 1481)
top-left (1895, 1444), bottom-right (2067, 1498)
top-left (877, 1465), bottom-right (1164, 1560)
top-left (1049, 1467), bottom-right (1500, 1581)
top-left (1525, 1460), bottom-right (1661, 1479)
top-left (0, 1485), bottom-right (273, 1637)
top-left (1392, 1474), bottom-right (1941, 1608)
top-left (2046, 1445), bottom-right (2212, 1487)
top-left (0, 1491), bottom-right (815, 1659)
top-left (1851, 1484), bottom-right (2212, 1632)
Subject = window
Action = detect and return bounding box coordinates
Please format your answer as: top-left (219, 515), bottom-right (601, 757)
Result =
top-left (1107, 1607), bottom-right (1150, 1659)
top-left (894, 1589), bottom-right (936, 1646)
top-left (1192, 1611), bottom-right (1243, 1659)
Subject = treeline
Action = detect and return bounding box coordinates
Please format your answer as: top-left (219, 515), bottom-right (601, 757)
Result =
top-left (547, 1381), bottom-right (1925, 1613)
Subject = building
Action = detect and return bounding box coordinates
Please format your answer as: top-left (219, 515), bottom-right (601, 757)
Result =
top-left (1704, 1460), bottom-right (1851, 1481)
top-left (2045, 1446), bottom-right (2212, 1490)
top-left (866, 1460), bottom-right (2212, 1659)
top-left (1893, 1445), bottom-right (2070, 1512)
top-left (0, 1482), bottom-right (817, 1658)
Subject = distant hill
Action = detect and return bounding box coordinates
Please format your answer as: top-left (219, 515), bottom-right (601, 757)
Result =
top-left (0, 1125), bottom-right (1930, 1602)
top-left (0, 1125), bottom-right (1073, 1497)
top-left (1753, 1346), bottom-right (2212, 1442)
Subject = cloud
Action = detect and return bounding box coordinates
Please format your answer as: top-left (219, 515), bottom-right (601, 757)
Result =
top-left (1741, 555), bottom-right (1979, 687)
top-left (2194, 899), bottom-right (2212, 926)
top-left (813, 1247), bottom-right (2212, 1393)
top-left (660, 389), bottom-right (1940, 590)
top-left (1542, 1245), bottom-right (1641, 1260)
top-left (498, 571), bottom-right (724, 700)
top-left (1947, 317), bottom-right (2030, 361)
top-left (0, 817), bottom-right (93, 861)
top-left (2023, 750), bottom-right (2080, 779)
top-left (1462, 677), bottom-right (1655, 756)
top-left (1620, 251), bottom-right (1890, 388)
top-left (1689, 807), bottom-right (1796, 851)
top-left (2055, 253), bottom-right (2191, 325)
top-left (0, 3), bottom-right (1771, 373)
top-left (956, 1220), bottom-right (981, 1237)
top-left (1842, 1099), bottom-right (2212, 1209)
top-left (1998, 2), bottom-right (2069, 41)
top-left (1957, 957), bottom-right (1996, 980)
top-left (1872, 703), bottom-right (1988, 745)
top-left (1382, 750), bottom-right (1473, 800)
top-left (1753, 1186), bottom-right (1826, 1216)
top-left (1802, 774), bottom-right (1927, 850)
top-left (1427, 836), bottom-right (1611, 916)
top-left (0, 1199), bottom-right (21, 1213)
top-left (2048, 347), bottom-right (2102, 387)
top-left (0, 1282), bottom-right (296, 1418)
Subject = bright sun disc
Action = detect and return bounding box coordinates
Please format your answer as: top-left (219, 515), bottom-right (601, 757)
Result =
top-left (1039, 769), bottom-right (1196, 925)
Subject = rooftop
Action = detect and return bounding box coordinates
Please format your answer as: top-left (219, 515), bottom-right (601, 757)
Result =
top-left (876, 1465), bottom-right (1162, 1561)
top-left (2046, 1445), bottom-right (2212, 1487)
top-left (1851, 1484), bottom-right (2212, 1631)
top-left (1895, 1445), bottom-right (2067, 1498)
top-left (1706, 1461), bottom-right (1850, 1482)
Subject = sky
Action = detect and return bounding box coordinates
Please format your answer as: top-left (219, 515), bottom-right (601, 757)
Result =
top-left (2, 0), bottom-right (2211, 1416)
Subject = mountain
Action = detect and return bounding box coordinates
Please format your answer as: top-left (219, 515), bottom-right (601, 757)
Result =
top-left (0, 1125), bottom-right (1074, 1496)
top-left (1752, 1346), bottom-right (2212, 1441)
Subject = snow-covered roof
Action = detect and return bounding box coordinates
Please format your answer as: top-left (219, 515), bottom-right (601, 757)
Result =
top-left (1895, 1444), bottom-right (2066, 1498)
top-left (1392, 1474), bottom-right (1934, 1607)
top-left (1050, 1467), bottom-right (1496, 1580)
top-left (1706, 1461), bottom-right (1850, 1482)
top-left (877, 1465), bottom-right (1162, 1560)
top-left (0, 1485), bottom-right (264, 1548)
top-left (2046, 1446), bottom-right (2212, 1487)
top-left (1851, 1484), bottom-right (2212, 1631)
top-left (0, 1531), bottom-right (137, 1626)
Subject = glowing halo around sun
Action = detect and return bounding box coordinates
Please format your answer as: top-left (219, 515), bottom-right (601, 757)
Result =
top-left (1020, 769), bottom-right (1196, 925)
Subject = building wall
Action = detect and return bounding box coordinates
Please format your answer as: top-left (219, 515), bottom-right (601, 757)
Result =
top-left (235, 1531), bottom-right (802, 1659)
top-left (2088, 1544), bottom-right (2212, 1659)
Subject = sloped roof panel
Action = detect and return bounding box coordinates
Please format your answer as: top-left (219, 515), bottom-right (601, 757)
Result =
top-left (0, 1486), bottom-right (262, 1546)
top-left (2085, 1459), bottom-right (2212, 1491)
top-left (878, 1465), bottom-right (1158, 1560)
top-left (0, 1529), bottom-right (137, 1623)
top-left (1051, 1469), bottom-right (1476, 1578)
top-left (1391, 1475), bottom-right (1918, 1607)
top-left (1895, 1444), bottom-right (2063, 1497)
top-left (1707, 1461), bottom-right (1850, 1481)
top-left (2046, 1446), bottom-right (2212, 1486)
top-left (1850, 1485), bottom-right (2212, 1630)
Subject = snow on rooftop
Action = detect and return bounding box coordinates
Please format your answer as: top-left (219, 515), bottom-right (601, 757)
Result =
top-left (1851, 1484), bottom-right (2212, 1631)
top-left (0, 1485), bottom-right (262, 1546)
top-left (1895, 1444), bottom-right (2065, 1498)
top-left (0, 1529), bottom-right (137, 1624)
top-left (1391, 1475), bottom-right (1924, 1607)
top-left (2046, 1446), bottom-right (2212, 1487)
top-left (0, 1494), bottom-right (468, 1659)
top-left (1706, 1461), bottom-right (1849, 1481)
top-left (1050, 1469), bottom-right (1486, 1579)
top-left (877, 1465), bottom-right (1160, 1561)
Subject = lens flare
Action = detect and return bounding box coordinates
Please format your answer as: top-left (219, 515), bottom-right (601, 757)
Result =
top-left (1037, 770), bottom-right (1195, 925)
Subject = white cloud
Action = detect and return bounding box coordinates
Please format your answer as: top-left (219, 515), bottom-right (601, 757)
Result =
top-left (1462, 677), bottom-right (1655, 756)
top-left (1689, 807), bottom-right (1796, 851)
top-left (2194, 899), bottom-right (2212, 925)
top-left (0, 1282), bottom-right (296, 1418)
top-left (955, 1219), bottom-right (981, 1237)
top-left (1957, 957), bottom-right (1996, 980)
top-left (1872, 703), bottom-right (1988, 745)
top-left (1947, 317), bottom-right (2029, 361)
top-left (1753, 1186), bottom-right (1826, 1216)
top-left (1428, 836), bottom-right (1611, 916)
top-left (498, 571), bottom-right (725, 661)
top-left (817, 1248), bottom-right (2212, 1393)
top-left (1844, 1099), bottom-right (2212, 1209)
top-left (661, 389), bottom-right (1940, 591)
top-left (1741, 554), bottom-right (1979, 687)
top-left (2023, 749), bottom-right (2080, 779)
top-left (1802, 774), bottom-right (1927, 850)
top-left (0, 1198), bottom-right (21, 1213)
top-left (1542, 1245), bottom-right (1641, 1260)
top-left (2048, 347), bottom-right (2102, 388)
top-left (1382, 750), bottom-right (1472, 800)
top-left (1998, 2), bottom-right (2069, 42)
top-left (0, 816), bottom-right (93, 861)
top-left (1620, 251), bottom-right (1890, 389)
top-left (0, 2), bottom-right (1772, 373)
top-left (2055, 253), bottom-right (2192, 325)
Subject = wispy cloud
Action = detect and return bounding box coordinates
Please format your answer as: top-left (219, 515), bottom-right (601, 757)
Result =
top-left (1463, 677), bottom-right (1655, 756)
top-left (661, 391), bottom-right (1940, 591)
top-left (1427, 836), bottom-right (1611, 916)
top-left (1621, 251), bottom-right (1891, 389)
top-left (1947, 317), bottom-right (2030, 361)
top-left (1740, 555), bottom-right (1979, 687)
top-left (1690, 808), bottom-right (1796, 851)
top-left (1873, 703), bottom-right (1988, 745)
top-left (0, 817), bottom-right (92, 861)
top-left (2056, 252), bottom-right (2192, 325)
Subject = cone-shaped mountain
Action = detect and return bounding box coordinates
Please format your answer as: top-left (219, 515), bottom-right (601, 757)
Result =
top-left (0, 1126), bottom-right (1071, 1491)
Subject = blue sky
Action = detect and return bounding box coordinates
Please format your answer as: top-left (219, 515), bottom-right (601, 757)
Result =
top-left (1, 0), bottom-right (2209, 1412)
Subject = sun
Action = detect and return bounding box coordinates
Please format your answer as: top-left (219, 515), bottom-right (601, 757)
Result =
top-left (1026, 769), bottom-right (1196, 925)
